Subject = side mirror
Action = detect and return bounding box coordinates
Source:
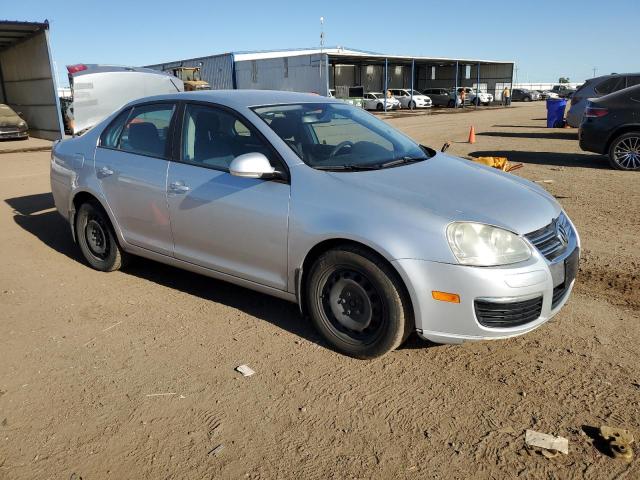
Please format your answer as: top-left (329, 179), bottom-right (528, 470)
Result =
top-left (229, 152), bottom-right (276, 179)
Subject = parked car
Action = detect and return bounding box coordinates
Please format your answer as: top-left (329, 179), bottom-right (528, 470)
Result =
top-left (549, 84), bottom-right (576, 99)
top-left (567, 73), bottom-right (640, 127)
top-left (579, 84), bottom-right (640, 170)
top-left (511, 89), bottom-right (539, 102)
top-left (456, 87), bottom-right (493, 106)
top-left (388, 89), bottom-right (432, 109)
top-left (0, 103), bottom-right (29, 140)
top-left (422, 88), bottom-right (457, 107)
top-left (51, 90), bottom-right (580, 358)
top-left (532, 90), bottom-right (545, 100)
top-left (363, 92), bottom-right (401, 111)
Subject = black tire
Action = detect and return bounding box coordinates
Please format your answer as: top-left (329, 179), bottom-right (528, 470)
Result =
top-left (376, 103), bottom-right (383, 111)
top-left (608, 132), bottom-right (640, 170)
top-left (306, 245), bottom-right (413, 359)
top-left (75, 201), bottom-right (129, 271)
top-left (409, 100), bottom-right (416, 110)
top-left (447, 99), bottom-right (455, 108)
top-left (523, 96), bottom-right (531, 102)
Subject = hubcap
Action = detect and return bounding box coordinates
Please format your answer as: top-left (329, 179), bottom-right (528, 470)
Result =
top-left (320, 268), bottom-right (384, 342)
top-left (614, 136), bottom-right (640, 169)
top-left (85, 219), bottom-right (107, 257)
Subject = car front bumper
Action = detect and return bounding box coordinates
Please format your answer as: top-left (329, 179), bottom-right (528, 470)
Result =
top-left (0, 127), bottom-right (28, 140)
top-left (392, 228), bottom-right (579, 344)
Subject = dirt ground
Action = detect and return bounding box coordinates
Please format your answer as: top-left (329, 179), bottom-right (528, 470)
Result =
top-left (1, 102), bottom-right (638, 479)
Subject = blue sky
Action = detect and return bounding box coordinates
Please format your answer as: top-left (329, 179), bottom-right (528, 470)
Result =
top-left (5, 0), bottom-right (638, 87)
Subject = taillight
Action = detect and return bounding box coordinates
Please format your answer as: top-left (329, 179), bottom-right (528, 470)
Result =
top-left (584, 106), bottom-right (609, 118)
top-left (66, 64), bottom-right (88, 74)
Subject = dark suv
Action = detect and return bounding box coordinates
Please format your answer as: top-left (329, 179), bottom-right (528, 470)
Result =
top-left (567, 73), bottom-right (640, 127)
top-left (579, 84), bottom-right (640, 170)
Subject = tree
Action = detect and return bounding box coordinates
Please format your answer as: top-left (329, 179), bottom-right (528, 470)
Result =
top-left (558, 77), bottom-right (570, 84)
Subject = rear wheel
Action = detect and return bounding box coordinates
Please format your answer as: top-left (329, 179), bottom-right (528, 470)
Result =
top-left (376, 103), bottom-right (383, 111)
top-left (447, 99), bottom-right (455, 108)
top-left (75, 201), bottom-right (129, 271)
top-left (306, 245), bottom-right (412, 359)
top-left (608, 132), bottom-right (640, 170)
top-left (523, 96), bottom-right (531, 102)
top-left (409, 100), bottom-right (416, 110)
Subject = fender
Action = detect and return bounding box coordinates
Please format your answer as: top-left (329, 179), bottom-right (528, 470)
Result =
top-left (68, 186), bottom-right (127, 248)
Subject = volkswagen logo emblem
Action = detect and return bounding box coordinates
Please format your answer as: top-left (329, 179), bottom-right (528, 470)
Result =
top-left (556, 221), bottom-right (569, 247)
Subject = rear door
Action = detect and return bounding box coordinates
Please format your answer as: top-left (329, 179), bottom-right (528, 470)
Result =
top-left (166, 102), bottom-right (290, 290)
top-left (94, 102), bottom-right (176, 255)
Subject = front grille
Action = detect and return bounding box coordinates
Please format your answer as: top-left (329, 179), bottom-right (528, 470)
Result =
top-left (525, 214), bottom-right (571, 261)
top-left (474, 296), bottom-right (543, 328)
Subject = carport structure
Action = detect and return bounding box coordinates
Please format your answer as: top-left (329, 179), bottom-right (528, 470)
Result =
top-left (327, 48), bottom-right (514, 110)
top-left (0, 20), bottom-right (63, 140)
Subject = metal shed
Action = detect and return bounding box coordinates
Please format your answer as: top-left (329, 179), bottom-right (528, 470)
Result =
top-left (0, 20), bottom-right (63, 140)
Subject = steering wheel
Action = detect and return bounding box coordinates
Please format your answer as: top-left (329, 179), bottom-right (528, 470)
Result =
top-left (330, 140), bottom-right (354, 157)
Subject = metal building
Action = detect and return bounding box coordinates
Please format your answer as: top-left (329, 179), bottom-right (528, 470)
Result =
top-left (146, 47), bottom-right (513, 102)
top-left (0, 20), bottom-right (63, 140)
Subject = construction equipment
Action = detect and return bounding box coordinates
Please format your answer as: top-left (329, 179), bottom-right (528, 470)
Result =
top-left (170, 67), bottom-right (210, 91)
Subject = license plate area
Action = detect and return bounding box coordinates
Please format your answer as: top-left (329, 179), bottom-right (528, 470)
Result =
top-left (550, 247), bottom-right (579, 287)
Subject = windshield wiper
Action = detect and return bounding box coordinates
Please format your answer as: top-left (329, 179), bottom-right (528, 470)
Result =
top-left (313, 164), bottom-right (380, 171)
top-left (378, 156), bottom-right (429, 168)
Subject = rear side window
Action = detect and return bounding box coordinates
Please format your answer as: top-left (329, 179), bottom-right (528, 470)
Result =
top-left (626, 76), bottom-right (640, 87)
top-left (100, 109), bottom-right (131, 148)
top-left (119, 104), bottom-right (175, 158)
top-left (595, 77), bottom-right (624, 95)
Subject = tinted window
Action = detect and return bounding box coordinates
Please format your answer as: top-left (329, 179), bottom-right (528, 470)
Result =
top-left (181, 103), bottom-right (275, 171)
top-left (100, 108), bottom-right (131, 148)
top-left (119, 104), bottom-right (175, 158)
top-left (626, 76), bottom-right (640, 87)
top-left (595, 77), bottom-right (624, 95)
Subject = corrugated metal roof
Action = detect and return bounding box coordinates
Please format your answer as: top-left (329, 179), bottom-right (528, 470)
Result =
top-left (233, 46), bottom-right (513, 64)
top-left (0, 20), bottom-right (49, 51)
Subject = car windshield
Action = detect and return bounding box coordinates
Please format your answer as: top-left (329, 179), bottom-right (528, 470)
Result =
top-left (252, 102), bottom-right (430, 170)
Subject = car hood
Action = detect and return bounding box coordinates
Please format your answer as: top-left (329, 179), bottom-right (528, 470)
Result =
top-left (326, 153), bottom-right (560, 235)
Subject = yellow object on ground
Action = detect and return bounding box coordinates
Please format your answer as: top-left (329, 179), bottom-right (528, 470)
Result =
top-left (471, 156), bottom-right (523, 172)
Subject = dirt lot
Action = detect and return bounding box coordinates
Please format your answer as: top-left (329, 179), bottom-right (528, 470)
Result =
top-left (1, 102), bottom-right (638, 479)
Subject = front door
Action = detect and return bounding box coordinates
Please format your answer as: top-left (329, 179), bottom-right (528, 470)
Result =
top-left (166, 103), bottom-right (290, 290)
top-left (94, 102), bottom-right (176, 255)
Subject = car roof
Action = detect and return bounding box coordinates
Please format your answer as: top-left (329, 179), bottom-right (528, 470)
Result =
top-left (122, 89), bottom-right (341, 110)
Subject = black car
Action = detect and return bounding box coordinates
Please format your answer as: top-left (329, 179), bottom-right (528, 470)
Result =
top-left (511, 89), bottom-right (534, 102)
top-left (579, 84), bottom-right (640, 170)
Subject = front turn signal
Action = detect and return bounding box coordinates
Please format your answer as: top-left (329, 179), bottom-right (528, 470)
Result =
top-left (432, 291), bottom-right (461, 303)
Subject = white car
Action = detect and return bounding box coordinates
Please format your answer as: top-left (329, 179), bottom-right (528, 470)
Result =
top-left (457, 87), bottom-right (494, 106)
top-left (389, 89), bottom-right (432, 109)
top-left (363, 92), bottom-right (401, 111)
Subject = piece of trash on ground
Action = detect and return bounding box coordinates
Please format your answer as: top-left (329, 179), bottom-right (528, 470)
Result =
top-left (600, 426), bottom-right (634, 463)
top-left (145, 392), bottom-right (176, 397)
top-left (533, 179), bottom-right (555, 184)
top-left (235, 364), bottom-right (255, 377)
top-left (525, 429), bottom-right (569, 456)
top-left (208, 444), bottom-right (224, 456)
top-left (470, 156), bottom-right (523, 173)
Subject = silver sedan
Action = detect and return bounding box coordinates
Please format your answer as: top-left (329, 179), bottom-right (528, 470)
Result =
top-left (50, 90), bottom-right (580, 358)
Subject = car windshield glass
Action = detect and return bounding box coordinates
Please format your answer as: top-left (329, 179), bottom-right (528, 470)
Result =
top-left (252, 102), bottom-right (429, 170)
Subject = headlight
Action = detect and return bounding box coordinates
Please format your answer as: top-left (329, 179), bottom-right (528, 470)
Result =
top-left (446, 222), bottom-right (531, 266)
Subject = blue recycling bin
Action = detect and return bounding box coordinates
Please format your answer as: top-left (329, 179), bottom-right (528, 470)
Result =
top-left (546, 98), bottom-right (567, 128)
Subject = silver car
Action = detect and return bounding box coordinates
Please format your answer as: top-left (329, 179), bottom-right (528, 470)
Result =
top-left (50, 90), bottom-right (580, 358)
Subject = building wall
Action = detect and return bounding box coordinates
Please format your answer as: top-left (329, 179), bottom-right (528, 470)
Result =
top-left (0, 29), bottom-right (63, 139)
top-left (234, 53), bottom-right (328, 95)
top-left (145, 53), bottom-right (234, 89)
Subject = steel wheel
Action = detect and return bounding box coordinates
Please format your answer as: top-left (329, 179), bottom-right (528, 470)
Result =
top-left (319, 267), bottom-right (386, 344)
top-left (85, 217), bottom-right (110, 260)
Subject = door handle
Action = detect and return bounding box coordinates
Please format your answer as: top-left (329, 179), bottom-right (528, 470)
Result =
top-left (97, 166), bottom-right (114, 178)
top-left (169, 181), bottom-right (191, 194)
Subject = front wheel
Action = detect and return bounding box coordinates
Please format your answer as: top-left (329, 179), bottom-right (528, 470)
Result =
top-left (409, 100), bottom-right (416, 110)
top-left (75, 201), bottom-right (129, 271)
top-left (376, 103), bottom-right (383, 111)
top-left (523, 96), bottom-right (531, 102)
top-left (608, 132), bottom-right (640, 170)
top-left (306, 245), bottom-right (413, 359)
top-left (447, 99), bottom-right (455, 108)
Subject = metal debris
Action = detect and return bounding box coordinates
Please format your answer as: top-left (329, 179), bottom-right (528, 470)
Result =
top-left (208, 444), bottom-right (224, 456)
top-left (525, 429), bottom-right (569, 456)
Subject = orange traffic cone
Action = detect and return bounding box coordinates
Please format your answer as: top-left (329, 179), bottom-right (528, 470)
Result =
top-left (468, 126), bottom-right (476, 144)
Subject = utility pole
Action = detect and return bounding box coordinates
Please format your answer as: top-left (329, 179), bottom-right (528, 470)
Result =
top-left (592, 67), bottom-right (598, 78)
top-left (319, 16), bottom-right (324, 79)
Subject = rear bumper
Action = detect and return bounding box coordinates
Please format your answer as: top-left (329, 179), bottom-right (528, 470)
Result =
top-left (578, 120), bottom-right (609, 154)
